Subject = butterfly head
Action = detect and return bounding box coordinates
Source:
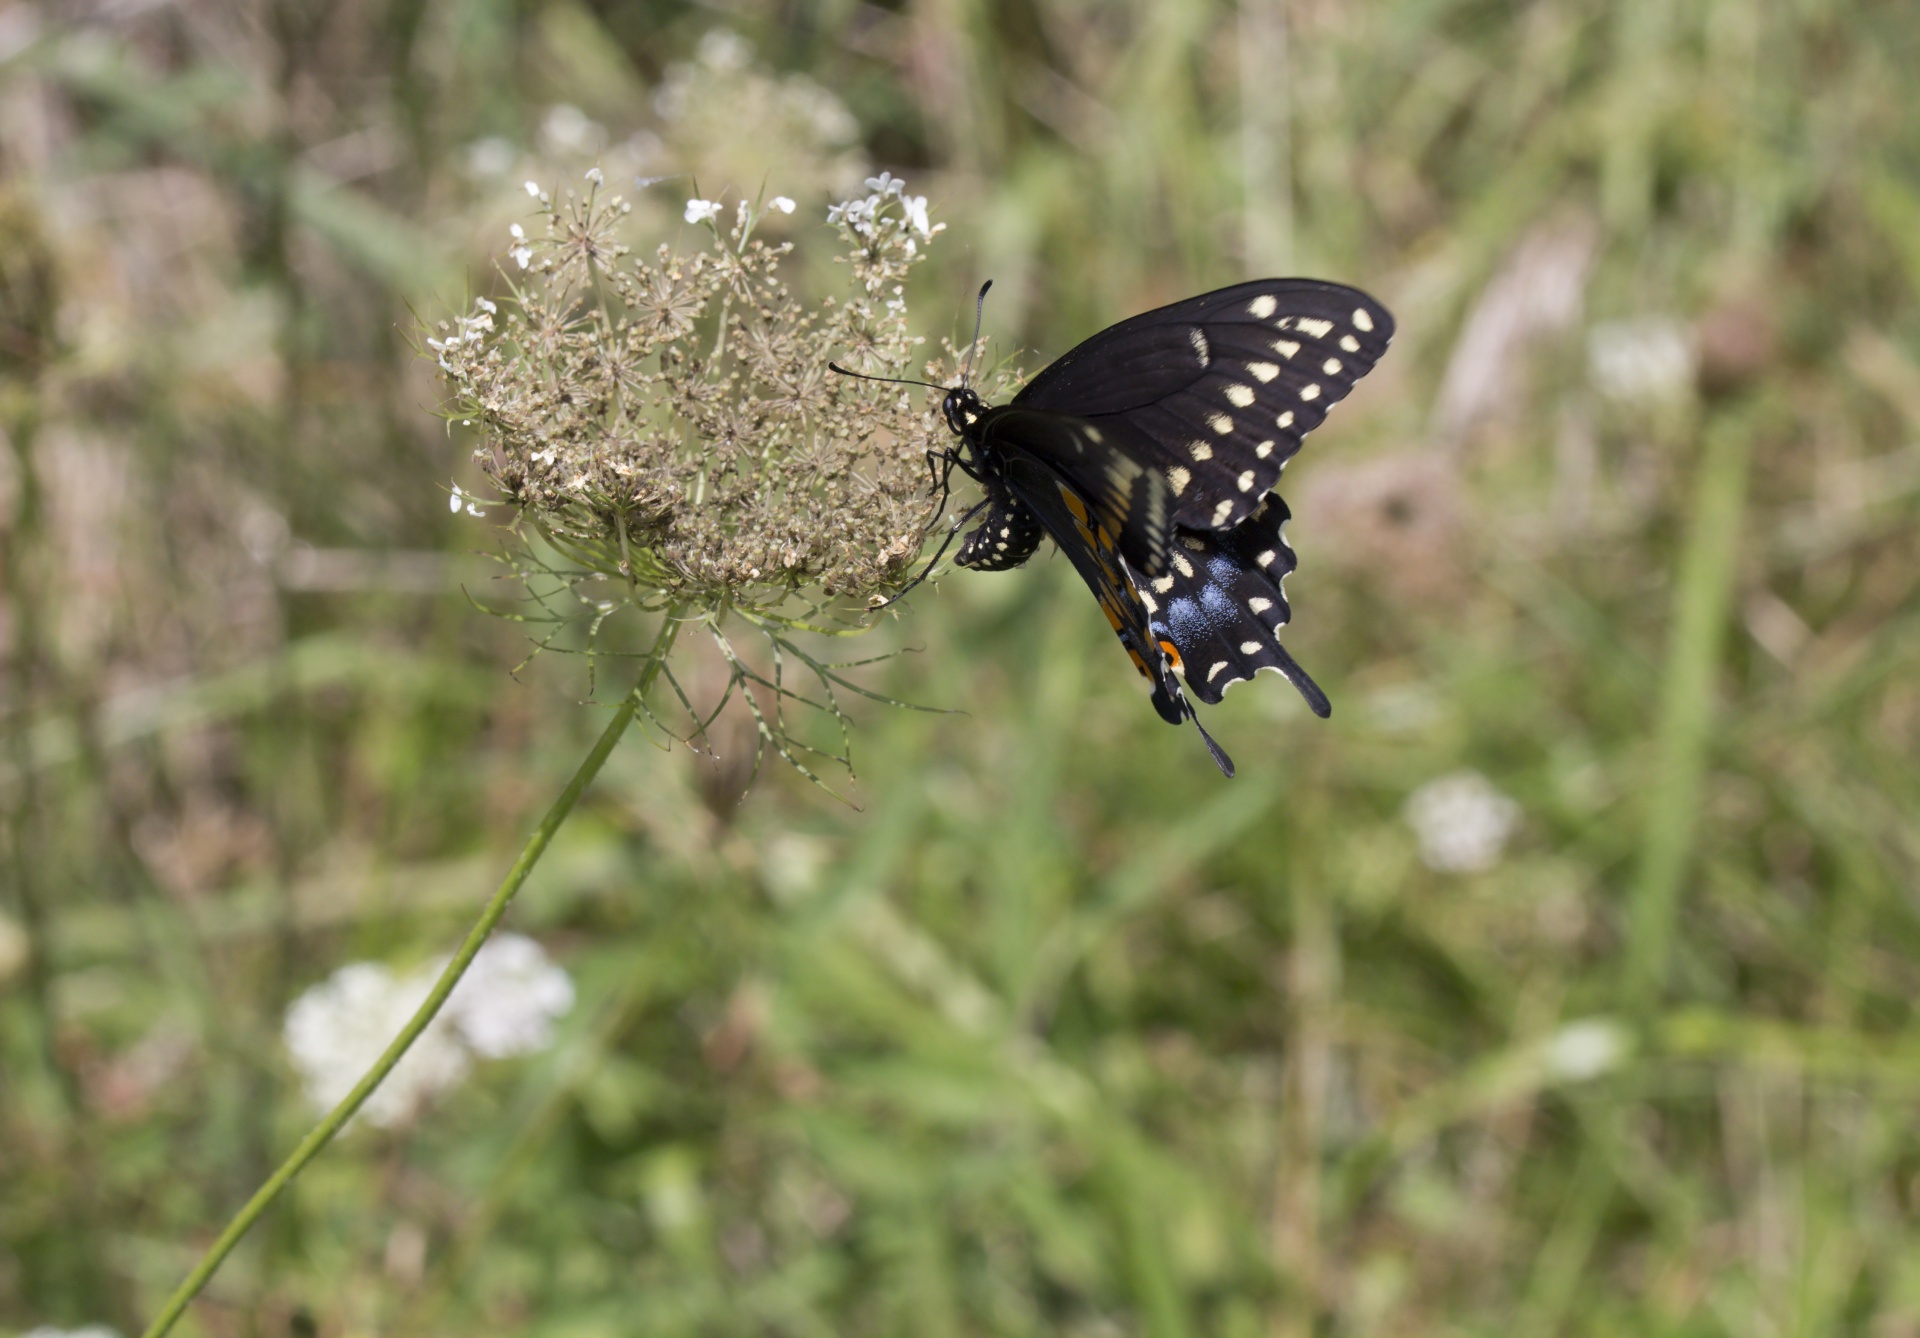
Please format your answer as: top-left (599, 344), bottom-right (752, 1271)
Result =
top-left (941, 386), bottom-right (988, 438)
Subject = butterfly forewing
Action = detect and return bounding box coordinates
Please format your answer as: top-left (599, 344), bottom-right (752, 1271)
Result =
top-left (994, 449), bottom-right (1184, 717)
top-left (976, 407), bottom-right (1175, 577)
top-left (1014, 279), bottom-right (1393, 531)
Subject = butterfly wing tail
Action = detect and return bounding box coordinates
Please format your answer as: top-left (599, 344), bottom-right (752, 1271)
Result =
top-left (1189, 709), bottom-right (1236, 777)
top-left (1151, 678), bottom-right (1236, 776)
top-left (1271, 642), bottom-right (1332, 719)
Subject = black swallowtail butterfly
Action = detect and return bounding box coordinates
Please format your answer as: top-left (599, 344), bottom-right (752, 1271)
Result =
top-left (840, 279), bottom-right (1394, 778)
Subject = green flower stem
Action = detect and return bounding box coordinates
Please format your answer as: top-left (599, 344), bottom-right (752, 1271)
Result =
top-left (141, 623), bottom-right (681, 1338)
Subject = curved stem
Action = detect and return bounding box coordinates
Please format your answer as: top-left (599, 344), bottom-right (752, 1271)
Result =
top-left (140, 619), bottom-right (682, 1338)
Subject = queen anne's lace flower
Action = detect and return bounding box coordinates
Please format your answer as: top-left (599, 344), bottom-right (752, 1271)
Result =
top-left (283, 934), bottom-right (574, 1128)
top-left (284, 962), bottom-right (472, 1128)
top-left (444, 933), bottom-right (575, 1058)
top-left (436, 176), bottom-right (948, 608)
top-left (1404, 770), bottom-right (1522, 873)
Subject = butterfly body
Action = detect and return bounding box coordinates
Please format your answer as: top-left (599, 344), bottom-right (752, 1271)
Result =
top-left (937, 280), bottom-right (1395, 776)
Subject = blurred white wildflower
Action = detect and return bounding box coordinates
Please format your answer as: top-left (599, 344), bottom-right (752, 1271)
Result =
top-left (524, 180), bottom-right (543, 199)
top-left (1587, 317), bottom-right (1696, 402)
top-left (465, 136), bottom-right (516, 178)
top-left (540, 103), bottom-right (606, 156)
top-left (283, 934), bottom-right (573, 1128)
top-left (444, 932), bottom-right (575, 1059)
top-left (698, 26), bottom-right (753, 72)
top-left (684, 198), bottom-right (723, 225)
top-left (769, 195), bottom-right (795, 214)
top-left (285, 962), bottom-right (471, 1128)
top-left (25, 1327), bottom-right (121, 1338)
top-left (1404, 770), bottom-right (1522, 873)
top-left (1545, 1018), bottom-right (1630, 1081)
top-left (651, 30), bottom-right (864, 202)
top-left (584, 166), bottom-right (604, 187)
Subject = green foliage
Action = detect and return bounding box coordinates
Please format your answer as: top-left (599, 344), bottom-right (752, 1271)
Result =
top-left (3, 1), bottom-right (1920, 1336)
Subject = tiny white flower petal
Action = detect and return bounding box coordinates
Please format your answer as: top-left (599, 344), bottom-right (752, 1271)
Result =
top-left (584, 166), bottom-right (603, 185)
top-left (684, 198), bottom-right (723, 224)
top-left (770, 196), bottom-right (795, 214)
top-left (509, 223), bottom-right (525, 240)
top-left (903, 194), bottom-right (931, 238)
top-left (524, 180), bottom-right (542, 198)
top-left (510, 245), bottom-right (532, 269)
top-left (475, 297), bottom-right (497, 314)
top-left (450, 484), bottom-right (464, 513)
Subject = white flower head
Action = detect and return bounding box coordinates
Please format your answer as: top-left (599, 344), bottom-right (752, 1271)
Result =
top-left (284, 962), bottom-right (472, 1128)
top-left (1545, 1018), bottom-right (1630, 1081)
top-left (509, 223), bottom-right (525, 240)
top-left (584, 165), bottom-right (604, 186)
top-left (1404, 769), bottom-right (1522, 873)
top-left (464, 136), bottom-right (515, 177)
top-left (770, 196), bottom-right (796, 214)
top-left (698, 27), bottom-right (753, 71)
top-left (25, 1327), bottom-right (122, 1338)
top-left (524, 180), bottom-right (542, 199)
top-left (444, 932), bottom-right (575, 1059)
top-left (865, 172), bottom-right (905, 197)
top-left (684, 198), bottom-right (723, 225)
top-left (510, 244), bottom-right (533, 269)
top-left (283, 935), bottom-right (574, 1128)
top-left (902, 194), bottom-right (931, 239)
top-left (449, 482), bottom-right (464, 513)
top-left (1587, 317), bottom-right (1696, 402)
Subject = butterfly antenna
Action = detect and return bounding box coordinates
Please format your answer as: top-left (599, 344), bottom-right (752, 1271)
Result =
top-left (826, 363), bottom-right (945, 391)
top-left (961, 280), bottom-right (992, 388)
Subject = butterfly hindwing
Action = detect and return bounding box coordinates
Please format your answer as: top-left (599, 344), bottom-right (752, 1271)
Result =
top-left (1141, 497), bottom-right (1331, 716)
top-left (1014, 279), bottom-right (1393, 531)
top-left (995, 446), bottom-right (1237, 776)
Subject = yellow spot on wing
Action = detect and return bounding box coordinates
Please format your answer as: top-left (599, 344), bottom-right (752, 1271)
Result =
top-left (1226, 383), bottom-right (1255, 408)
top-left (1353, 308), bottom-right (1375, 333)
top-left (1057, 484), bottom-right (1090, 524)
top-left (1248, 294), bottom-right (1278, 319)
top-left (1167, 466), bottom-right (1191, 495)
top-left (1247, 361), bottom-right (1279, 382)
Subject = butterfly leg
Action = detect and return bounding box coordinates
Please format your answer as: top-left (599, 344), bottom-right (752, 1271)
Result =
top-left (869, 495), bottom-right (991, 610)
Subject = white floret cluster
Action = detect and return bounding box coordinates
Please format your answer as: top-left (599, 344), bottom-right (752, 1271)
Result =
top-left (1404, 769), bottom-right (1523, 873)
top-left (283, 933), bottom-right (575, 1128)
top-left (25, 1327), bottom-right (121, 1338)
top-left (1587, 316), bottom-right (1696, 402)
top-left (827, 173), bottom-right (938, 251)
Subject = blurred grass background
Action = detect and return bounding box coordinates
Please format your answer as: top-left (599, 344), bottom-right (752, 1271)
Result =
top-left (4, 0), bottom-right (1920, 1334)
